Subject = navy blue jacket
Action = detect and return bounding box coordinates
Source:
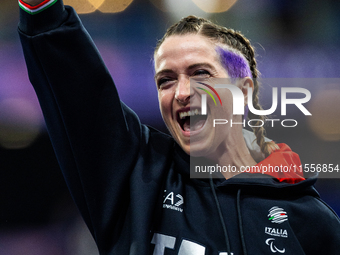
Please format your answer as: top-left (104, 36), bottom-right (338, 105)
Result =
top-left (18, 1), bottom-right (340, 254)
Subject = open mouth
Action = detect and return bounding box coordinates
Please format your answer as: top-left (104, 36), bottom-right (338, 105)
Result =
top-left (177, 108), bottom-right (208, 132)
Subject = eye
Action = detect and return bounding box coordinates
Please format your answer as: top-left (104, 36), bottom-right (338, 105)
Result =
top-left (157, 77), bottom-right (176, 89)
top-left (192, 69), bottom-right (211, 78)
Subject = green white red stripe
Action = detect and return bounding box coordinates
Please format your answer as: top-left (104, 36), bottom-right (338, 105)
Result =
top-left (19, 0), bottom-right (57, 14)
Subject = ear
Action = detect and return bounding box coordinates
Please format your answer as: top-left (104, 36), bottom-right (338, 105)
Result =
top-left (240, 77), bottom-right (254, 105)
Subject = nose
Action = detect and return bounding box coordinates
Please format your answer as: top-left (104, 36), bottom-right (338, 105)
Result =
top-left (175, 75), bottom-right (194, 105)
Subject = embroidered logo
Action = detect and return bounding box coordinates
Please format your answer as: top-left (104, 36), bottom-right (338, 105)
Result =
top-left (265, 227), bottom-right (288, 238)
top-left (265, 238), bottom-right (286, 253)
top-left (163, 190), bottom-right (184, 213)
top-left (268, 206), bottom-right (288, 224)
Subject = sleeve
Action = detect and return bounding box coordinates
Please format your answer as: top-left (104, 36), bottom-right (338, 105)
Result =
top-left (18, 0), bottom-right (144, 248)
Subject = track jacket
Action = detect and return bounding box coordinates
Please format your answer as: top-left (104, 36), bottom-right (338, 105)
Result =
top-left (18, 1), bottom-right (340, 254)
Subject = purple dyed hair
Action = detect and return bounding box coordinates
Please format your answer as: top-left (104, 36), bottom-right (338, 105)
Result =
top-left (216, 46), bottom-right (252, 79)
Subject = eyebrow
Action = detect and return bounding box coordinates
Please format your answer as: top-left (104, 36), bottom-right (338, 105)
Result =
top-left (154, 63), bottom-right (217, 81)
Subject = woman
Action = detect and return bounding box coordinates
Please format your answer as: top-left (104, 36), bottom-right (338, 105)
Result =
top-left (18, 0), bottom-right (340, 254)
top-left (153, 16), bottom-right (282, 180)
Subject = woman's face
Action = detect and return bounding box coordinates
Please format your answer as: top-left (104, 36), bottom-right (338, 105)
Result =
top-left (154, 34), bottom-right (248, 157)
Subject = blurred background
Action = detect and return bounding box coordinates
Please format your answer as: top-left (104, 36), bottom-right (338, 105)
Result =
top-left (1, 0), bottom-right (340, 254)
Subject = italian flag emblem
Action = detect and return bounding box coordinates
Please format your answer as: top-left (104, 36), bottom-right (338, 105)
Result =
top-left (19, 0), bottom-right (57, 15)
top-left (268, 206), bottom-right (288, 224)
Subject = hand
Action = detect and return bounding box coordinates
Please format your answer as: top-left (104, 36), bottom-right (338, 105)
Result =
top-left (22, 0), bottom-right (46, 6)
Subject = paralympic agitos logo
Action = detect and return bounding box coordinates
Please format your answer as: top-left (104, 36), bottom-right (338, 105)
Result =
top-left (196, 81), bottom-right (312, 128)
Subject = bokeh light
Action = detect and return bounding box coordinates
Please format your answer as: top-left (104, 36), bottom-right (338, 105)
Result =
top-left (63, 0), bottom-right (101, 14)
top-left (98, 0), bottom-right (133, 13)
top-left (308, 88), bottom-right (340, 141)
top-left (0, 98), bottom-right (42, 149)
top-left (63, 0), bottom-right (133, 14)
top-left (164, 0), bottom-right (210, 20)
top-left (192, 0), bottom-right (238, 13)
top-left (149, 0), bottom-right (212, 20)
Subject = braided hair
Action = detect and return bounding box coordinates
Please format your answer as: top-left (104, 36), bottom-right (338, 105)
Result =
top-left (154, 15), bottom-right (278, 157)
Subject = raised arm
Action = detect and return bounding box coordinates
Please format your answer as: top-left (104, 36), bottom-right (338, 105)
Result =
top-left (18, 0), bottom-right (148, 250)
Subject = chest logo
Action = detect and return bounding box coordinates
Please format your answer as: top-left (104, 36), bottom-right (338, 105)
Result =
top-left (265, 227), bottom-right (288, 238)
top-left (268, 206), bottom-right (288, 224)
top-left (265, 238), bottom-right (286, 253)
top-left (163, 190), bottom-right (184, 212)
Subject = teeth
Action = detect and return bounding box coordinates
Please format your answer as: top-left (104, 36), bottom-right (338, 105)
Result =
top-left (179, 109), bottom-right (200, 119)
